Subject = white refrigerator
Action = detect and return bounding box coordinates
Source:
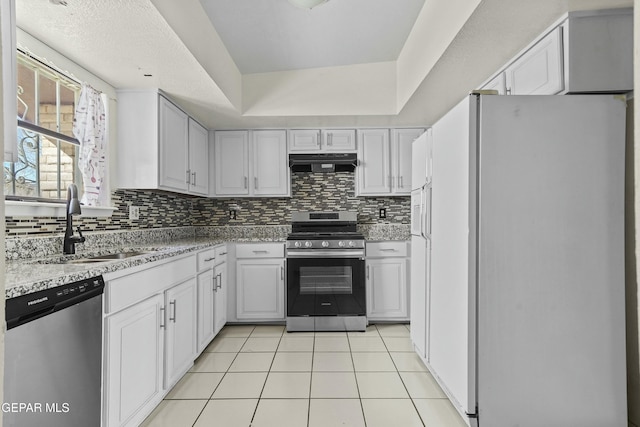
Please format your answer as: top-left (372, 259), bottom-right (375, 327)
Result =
top-left (426, 94), bottom-right (627, 427)
top-left (410, 129), bottom-right (432, 360)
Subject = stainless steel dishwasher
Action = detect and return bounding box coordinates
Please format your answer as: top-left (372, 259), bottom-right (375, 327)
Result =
top-left (4, 276), bottom-right (105, 427)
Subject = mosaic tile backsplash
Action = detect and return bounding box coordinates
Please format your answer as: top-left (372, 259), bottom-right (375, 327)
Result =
top-left (6, 172), bottom-right (409, 237)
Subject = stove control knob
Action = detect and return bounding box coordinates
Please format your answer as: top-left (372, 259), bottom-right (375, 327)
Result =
top-left (338, 241), bottom-right (346, 247)
top-left (321, 241), bottom-right (329, 248)
top-left (294, 241), bottom-right (301, 248)
top-left (348, 241), bottom-right (355, 247)
top-left (304, 241), bottom-right (313, 248)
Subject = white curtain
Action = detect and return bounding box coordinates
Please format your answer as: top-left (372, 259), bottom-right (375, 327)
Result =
top-left (73, 83), bottom-right (107, 206)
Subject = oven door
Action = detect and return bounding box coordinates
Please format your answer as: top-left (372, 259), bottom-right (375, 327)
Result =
top-left (287, 257), bottom-right (366, 317)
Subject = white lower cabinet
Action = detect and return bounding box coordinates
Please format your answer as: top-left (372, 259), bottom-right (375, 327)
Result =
top-left (103, 255), bottom-right (197, 427)
top-left (366, 242), bottom-right (410, 321)
top-left (236, 259), bottom-right (285, 320)
top-left (104, 294), bottom-right (165, 427)
top-left (196, 268), bottom-right (215, 353)
top-left (164, 278), bottom-right (197, 389)
top-left (213, 259), bottom-right (228, 335)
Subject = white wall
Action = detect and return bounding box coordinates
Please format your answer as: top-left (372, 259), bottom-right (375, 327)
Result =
top-left (396, 0), bottom-right (481, 110)
top-left (242, 61), bottom-right (397, 116)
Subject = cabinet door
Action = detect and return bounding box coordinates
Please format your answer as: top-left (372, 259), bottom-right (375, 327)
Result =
top-left (159, 96), bottom-right (189, 192)
top-left (188, 119), bottom-right (209, 195)
top-left (252, 130), bottom-right (289, 196)
top-left (214, 131), bottom-right (249, 195)
top-left (505, 27), bottom-right (564, 95)
top-left (165, 278), bottom-right (197, 389)
top-left (236, 259), bottom-right (285, 320)
top-left (197, 269), bottom-right (215, 354)
top-left (289, 129), bottom-right (321, 152)
top-left (323, 129), bottom-right (356, 152)
top-left (393, 129), bottom-right (423, 195)
top-left (481, 73), bottom-right (507, 95)
top-left (105, 294), bottom-right (164, 427)
top-left (213, 262), bottom-right (228, 336)
top-left (366, 258), bottom-right (408, 320)
top-left (357, 129), bottom-right (391, 195)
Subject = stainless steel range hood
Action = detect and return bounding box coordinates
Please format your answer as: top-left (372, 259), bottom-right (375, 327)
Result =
top-left (289, 153), bottom-right (357, 172)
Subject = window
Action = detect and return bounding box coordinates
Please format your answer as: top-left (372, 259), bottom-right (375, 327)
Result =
top-left (4, 50), bottom-right (81, 201)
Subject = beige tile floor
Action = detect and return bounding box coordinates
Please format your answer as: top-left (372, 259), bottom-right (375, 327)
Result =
top-left (141, 324), bottom-right (467, 427)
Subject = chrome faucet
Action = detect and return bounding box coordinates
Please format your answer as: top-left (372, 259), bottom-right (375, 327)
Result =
top-left (63, 184), bottom-right (85, 254)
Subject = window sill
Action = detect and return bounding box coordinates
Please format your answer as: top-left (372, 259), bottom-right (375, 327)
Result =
top-left (5, 200), bottom-right (117, 218)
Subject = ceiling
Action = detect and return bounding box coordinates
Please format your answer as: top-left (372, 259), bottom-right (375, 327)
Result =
top-left (14, 0), bottom-right (633, 130)
top-left (199, 0), bottom-right (425, 74)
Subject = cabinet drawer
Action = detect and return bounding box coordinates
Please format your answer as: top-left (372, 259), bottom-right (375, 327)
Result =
top-left (106, 255), bottom-right (196, 314)
top-left (366, 241), bottom-right (408, 258)
top-left (236, 243), bottom-right (284, 258)
top-left (197, 249), bottom-right (216, 271)
top-left (214, 245), bottom-right (228, 265)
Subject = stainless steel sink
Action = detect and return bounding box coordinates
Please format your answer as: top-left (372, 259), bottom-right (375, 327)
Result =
top-left (32, 250), bottom-right (158, 265)
top-left (67, 250), bottom-right (156, 263)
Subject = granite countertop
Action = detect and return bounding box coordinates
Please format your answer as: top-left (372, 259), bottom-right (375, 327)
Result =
top-left (5, 237), bottom-right (282, 299)
top-left (5, 223), bottom-right (409, 299)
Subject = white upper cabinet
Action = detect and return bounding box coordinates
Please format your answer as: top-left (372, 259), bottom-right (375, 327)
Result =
top-left (482, 73), bottom-right (506, 95)
top-left (392, 128), bottom-right (423, 195)
top-left (214, 131), bottom-right (249, 196)
top-left (481, 9), bottom-right (632, 95)
top-left (213, 130), bottom-right (289, 197)
top-left (187, 119), bottom-right (209, 195)
top-left (357, 128), bottom-right (423, 196)
top-left (252, 130), bottom-right (289, 196)
top-left (289, 129), bottom-right (356, 153)
top-left (159, 97), bottom-right (189, 192)
top-left (117, 90), bottom-right (209, 196)
top-left (322, 129), bottom-right (357, 151)
top-left (505, 27), bottom-right (563, 95)
top-left (288, 129), bottom-right (320, 152)
top-left (357, 129), bottom-right (391, 195)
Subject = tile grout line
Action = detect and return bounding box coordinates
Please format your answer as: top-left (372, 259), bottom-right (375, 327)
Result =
top-left (248, 327), bottom-right (286, 427)
top-left (190, 325), bottom-right (253, 427)
top-left (381, 325), bottom-right (427, 427)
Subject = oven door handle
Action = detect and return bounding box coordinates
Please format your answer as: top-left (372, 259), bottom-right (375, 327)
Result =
top-left (286, 250), bottom-right (365, 258)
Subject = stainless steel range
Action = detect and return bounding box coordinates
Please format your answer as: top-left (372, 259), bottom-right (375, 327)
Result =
top-left (286, 211), bottom-right (367, 332)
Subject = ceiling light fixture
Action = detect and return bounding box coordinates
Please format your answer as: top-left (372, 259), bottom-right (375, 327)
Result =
top-left (287, 0), bottom-right (329, 10)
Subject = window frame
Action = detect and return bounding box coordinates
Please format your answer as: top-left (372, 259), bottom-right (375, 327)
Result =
top-left (6, 49), bottom-right (82, 203)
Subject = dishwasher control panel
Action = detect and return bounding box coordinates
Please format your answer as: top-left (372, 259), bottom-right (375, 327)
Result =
top-left (6, 276), bottom-right (105, 330)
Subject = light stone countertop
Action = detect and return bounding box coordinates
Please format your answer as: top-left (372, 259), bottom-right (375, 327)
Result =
top-left (5, 237), bottom-right (281, 299)
top-left (5, 223), bottom-right (409, 299)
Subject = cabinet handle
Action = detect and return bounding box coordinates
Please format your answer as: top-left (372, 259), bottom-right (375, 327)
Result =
top-left (366, 265), bottom-right (370, 279)
top-left (506, 87), bottom-right (512, 95)
top-left (217, 273), bottom-right (223, 289)
top-left (317, 131), bottom-right (321, 147)
top-left (244, 176), bottom-right (248, 189)
top-left (380, 248), bottom-right (398, 252)
top-left (253, 250), bottom-right (268, 254)
top-left (192, 171), bottom-right (196, 186)
top-left (254, 177), bottom-right (258, 189)
top-left (399, 176), bottom-right (403, 188)
top-left (281, 265), bottom-right (284, 280)
top-left (328, 133), bottom-right (333, 146)
top-left (169, 300), bottom-right (176, 323)
top-left (219, 252), bottom-right (227, 256)
top-left (213, 274), bottom-right (217, 292)
top-left (186, 169), bottom-right (191, 184)
top-left (160, 306), bottom-right (165, 329)
top-left (204, 257), bottom-right (215, 262)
